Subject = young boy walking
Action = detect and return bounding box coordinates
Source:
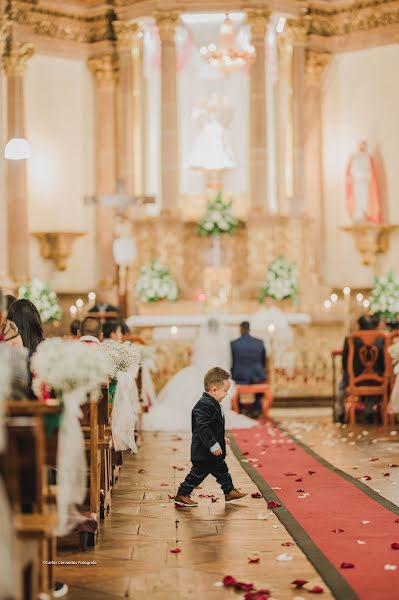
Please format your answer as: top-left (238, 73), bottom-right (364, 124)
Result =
top-left (175, 367), bottom-right (247, 507)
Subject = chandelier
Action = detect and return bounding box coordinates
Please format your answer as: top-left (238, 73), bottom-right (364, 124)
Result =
top-left (200, 16), bottom-right (255, 73)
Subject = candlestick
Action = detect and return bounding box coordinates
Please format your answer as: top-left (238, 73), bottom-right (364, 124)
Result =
top-left (69, 305), bottom-right (77, 319)
top-left (343, 286), bottom-right (351, 336)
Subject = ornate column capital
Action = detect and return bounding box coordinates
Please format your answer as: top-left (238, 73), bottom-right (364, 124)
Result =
top-left (113, 20), bottom-right (141, 50)
top-left (88, 54), bottom-right (118, 87)
top-left (155, 11), bottom-right (180, 43)
top-left (286, 16), bottom-right (311, 46)
top-left (246, 8), bottom-right (271, 40)
top-left (2, 42), bottom-right (34, 76)
top-left (305, 49), bottom-right (331, 84)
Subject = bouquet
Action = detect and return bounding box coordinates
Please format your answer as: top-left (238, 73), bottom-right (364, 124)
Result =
top-left (102, 340), bottom-right (142, 380)
top-left (31, 338), bottom-right (111, 397)
top-left (259, 256), bottom-right (299, 303)
top-left (197, 192), bottom-right (238, 237)
top-left (19, 277), bottom-right (62, 324)
top-left (369, 271), bottom-right (399, 319)
top-left (135, 258), bottom-right (179, 303)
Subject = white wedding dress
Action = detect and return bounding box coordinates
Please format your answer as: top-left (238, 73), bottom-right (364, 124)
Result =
top-left (142, 319), bottom-right (257, 431)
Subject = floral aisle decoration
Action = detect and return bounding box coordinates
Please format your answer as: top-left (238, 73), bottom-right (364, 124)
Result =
top-left (135, 258), bottom-right (179, 303)
top-left (102, 340), bottom-right (142, 452)
top-left (31, 338), bottom-right (112, 535)
top-left (130, 344), bottom-right (158, 408)
top-left (369, 271), bottom-right (399, 320)
top-left (19, 276), bottom-right (62, 324)
top-left (259, 256), bottom-right (299, 303)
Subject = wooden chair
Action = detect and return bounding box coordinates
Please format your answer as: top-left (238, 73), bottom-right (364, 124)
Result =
top-left (231, 382), bottom-right (273, 419)
top-left (344, 330), bottom-right (390, 426)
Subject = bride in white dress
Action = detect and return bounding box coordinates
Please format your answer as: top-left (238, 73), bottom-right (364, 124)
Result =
top-left (142, 318), bottom-right (257, 431)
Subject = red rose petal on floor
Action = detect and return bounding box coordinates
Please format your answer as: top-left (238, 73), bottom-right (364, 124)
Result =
top-left (168, 495), bottom-right (175, 500)
top-left (223, 575), bottom-right (237, 587)
top-left (391, 543), bottom-right (399, 549)
top-left (160, 483), bottom-right (169, 487)
top-left (211, 497), bottom-right (219, 503)
top-left (267, 501), bottom-right (282, 508)
top-left (370, 457), bottom-right (379, 461)
top-left (138, 469), bottom-right (147, 474)
top-left (295, 478), bottom-right (303, 482)
top-left (332, 529), bottom-right (345, 533)
top-left (395, 519), bottom-right (399, 523)
top-left (389, 464), bottom-right (399, 467)
top-left (309, 586), bottom-right (324, 593)
top-left (291, 579), bottom-right (308, 588)
top-left (362, 475), bottom-right (372, 480)
top-left (251, 492), bottom-right (262, 498)
top-left (170, 548), bottom-right (182, 553)
top-left (248, 557), bottom-right (260, 563)
top-left (340, 562), bottom-right (355, 568)
top-left (383, 473), bottom-right (391, 477)
top-left (236, 581), bottom-right (255, 591)
top-left (288, 447), bottom-right (296, 451)
top-left (308, 470), bottom-right (316, 475)
top-left (285, 472), bottom-right (297, 476)
top-left (195, 486), bottom-right (202, 489)
top-left (244, 593), bottom-right (270, 600)
top-left (297, 489), bottom-right (305, 492)
top-left (282, 541), bottom-right (295, 546)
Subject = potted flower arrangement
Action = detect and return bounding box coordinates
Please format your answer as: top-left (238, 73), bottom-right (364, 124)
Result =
top-left (197, 192), bottom-right (238, 266)
top-left (369, 271), bottom-right (399, 321)
top-left (259, 256), bottom-right (299, 304)
top-left (19, 276), bottom-right (62, 324)
top-left (135, 258), bottom-right (179, 303)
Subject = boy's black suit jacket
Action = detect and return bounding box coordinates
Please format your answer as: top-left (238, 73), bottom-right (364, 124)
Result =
top-left (191, 392), bottom-right (226, 462)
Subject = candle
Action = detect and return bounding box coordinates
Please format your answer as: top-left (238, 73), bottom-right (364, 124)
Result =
top-left (70, 305), bottom-right (77, 318)
top-left (88, 291), bottom-right (96, 302)
top-left (343, 287), bottom-right (351, 336)
top-left (324, 300), bottom-right (332, 310)
top-left (330, 293), bottom-right (338, 303)
top-left (356, 293), bottom-right (364, 303)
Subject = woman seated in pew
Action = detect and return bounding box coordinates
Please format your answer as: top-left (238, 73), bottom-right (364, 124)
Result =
top-left (103, 319), bottom-right (123, 342)
top-left (0, 289), bottom-right (23, 347)
top-left (335, 314), bottom-right (385, 424)
top-left (8, 299), bottom-right (45, 355)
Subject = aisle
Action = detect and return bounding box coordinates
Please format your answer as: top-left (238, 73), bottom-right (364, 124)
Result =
top-left (231, 421), bottom-right (399, 600)
top-left (57, 431), bottom-right (331, 599)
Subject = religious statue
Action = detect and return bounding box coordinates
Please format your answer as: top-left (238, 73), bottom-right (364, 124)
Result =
top-left (345, 141), bottom-right (381, 224)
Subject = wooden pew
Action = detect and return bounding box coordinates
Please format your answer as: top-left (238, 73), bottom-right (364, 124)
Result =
top-left (2, 415), bottom-right (58, 600)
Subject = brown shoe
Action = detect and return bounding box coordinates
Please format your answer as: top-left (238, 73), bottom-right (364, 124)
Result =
top-left (225, 489), bottom-right (247, 502)
top-left (174, 495), bottom-right (198, 508)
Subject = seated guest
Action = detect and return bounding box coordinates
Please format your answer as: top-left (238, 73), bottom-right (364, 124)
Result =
top-left (5, 294), bottom-right (17, 312)
top-left (231, 321), bottom-right (267, 418)
top-left (0, 289), bottom-right (23, 347)
top-left (78, 316), bottom-right (103, 344)
top-left (88, 293), bottom-right (119, 314)
top-left (8, 299), bottom-right (44, 355)
top-left (336, 314), bottom-right (385, 423)
top-left (70, 319), bottom-right (81, 338)
top-left (103, 320), bottom-right (123, 341)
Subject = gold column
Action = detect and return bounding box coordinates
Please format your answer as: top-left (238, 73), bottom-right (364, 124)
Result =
top-left (114, 21), bottom-right (139, 196)
top-left (287, 19), bottom-right (308, 215)
top-left (247, 9), bottom-right (270, 213)
top-left (88, 55), bottom-right (118, 292)
top-left (156, 11), bottom-right (180, 216)
top-left (276, 35), bottom-right (293, 214)
top-left (305, 49), bottom-right (331, 272)
top-left (3, 41), bottom-right (34, 284)
top-left (132, 28), bottom-right (145, 195)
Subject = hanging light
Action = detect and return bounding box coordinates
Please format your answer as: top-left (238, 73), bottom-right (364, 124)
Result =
top-left (4, 137), bottom-right (31, 160)
top-left (200, 16), bottom-right (255, 73)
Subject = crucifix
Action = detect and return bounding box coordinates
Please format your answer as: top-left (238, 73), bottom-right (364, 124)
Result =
top-left (84, 180), bottom-right (156, 316)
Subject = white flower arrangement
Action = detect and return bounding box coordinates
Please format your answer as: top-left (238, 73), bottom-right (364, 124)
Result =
top-left (130, 343), bottom-right (156, 365)
top-left (102, 340), bottom-right (142, 380)
top-left (197, 192), bottom-right (238, 237)
top-left (135, 258), bottom-right (179, 303)
top-left (369, 271), bottom-right (399, 319)
top-left (259, 256), bottom-right (299, 303)
top-left (31, 338), bottom-right (112, 397)
top-left (19, 277), bottom-right (62, 324)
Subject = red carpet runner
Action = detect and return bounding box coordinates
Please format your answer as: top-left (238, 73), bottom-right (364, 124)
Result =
top-left (230, 423), bottom-right (399, 600)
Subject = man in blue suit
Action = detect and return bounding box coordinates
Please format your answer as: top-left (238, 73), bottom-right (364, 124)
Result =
top-left (231, 321), bottom-right (267, 417)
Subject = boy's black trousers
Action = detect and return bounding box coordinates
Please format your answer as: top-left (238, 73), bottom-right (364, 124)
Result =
top-left (177, 459), bottom-right (233, 496)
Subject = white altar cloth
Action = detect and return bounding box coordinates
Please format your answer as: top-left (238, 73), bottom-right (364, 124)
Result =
top-left (127, 312), bottom-right (310, 329)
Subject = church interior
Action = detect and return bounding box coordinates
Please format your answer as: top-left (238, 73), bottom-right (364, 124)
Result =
top-left (2, 0), bottom-right (399, 599)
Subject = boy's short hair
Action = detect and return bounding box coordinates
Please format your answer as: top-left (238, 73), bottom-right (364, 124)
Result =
top-left (80, 316), bottom-right (102, 339)
top-left (204, 367), bottom-right (230, 391)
